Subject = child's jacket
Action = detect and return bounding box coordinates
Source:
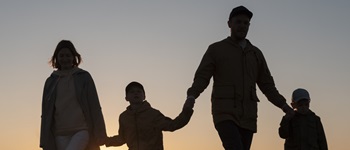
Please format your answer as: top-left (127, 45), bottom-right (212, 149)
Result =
top-left (106, 101), bottom-right (193, 150)
top-left (279, 111), bottom-right (328, 150)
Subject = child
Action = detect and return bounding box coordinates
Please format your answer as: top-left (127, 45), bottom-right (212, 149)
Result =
top-left (40, 40), bottom-right (107, 150)
top-left (105, 81), bottom-right (194, 149)
top-left (279, 88), bottom-right (328, 150)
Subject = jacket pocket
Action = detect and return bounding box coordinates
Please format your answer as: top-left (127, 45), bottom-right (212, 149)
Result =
top-left (212, 86), bottom-right (235, 98)
top-left (250, 86), bottom-right (260, 102)
top-left (212, 98), bottom-right (236, 115)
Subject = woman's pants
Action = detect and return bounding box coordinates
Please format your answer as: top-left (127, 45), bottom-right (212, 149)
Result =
top-left (55, 130), bottom-right (89, 150)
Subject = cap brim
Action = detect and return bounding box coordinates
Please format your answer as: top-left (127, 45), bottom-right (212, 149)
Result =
top-left (293, 97), bottom-right (310, 102)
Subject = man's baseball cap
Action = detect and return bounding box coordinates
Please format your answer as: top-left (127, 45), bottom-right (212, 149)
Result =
top-left (229, 6), bottom-right (253, 21)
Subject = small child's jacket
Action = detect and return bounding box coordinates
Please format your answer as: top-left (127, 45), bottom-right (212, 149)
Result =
top-left (279, 111), bottom-right (328, 150)
top-left (106, 101), bottom-right (193, 150)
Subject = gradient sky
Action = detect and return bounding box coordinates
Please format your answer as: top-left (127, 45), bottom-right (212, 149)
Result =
top-left (1, 1), bottom-right (349, 150)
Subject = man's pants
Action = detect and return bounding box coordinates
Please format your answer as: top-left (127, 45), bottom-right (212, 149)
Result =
top-left (55, 130), bottom-right (89, 150)
top-left (215, 120), bottom-right (254, 150)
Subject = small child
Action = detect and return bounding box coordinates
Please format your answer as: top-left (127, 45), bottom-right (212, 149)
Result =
top-left (279, 88), bottom-right (328, 150)
top-left (105, 81), bottom-right (194, 149)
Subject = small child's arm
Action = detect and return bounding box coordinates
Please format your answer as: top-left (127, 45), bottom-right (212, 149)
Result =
top-left (105, 135), bottom-right (125, 147)
top-left (278, 115), bottom-right (291, 139)
top-left (105, 120), bottom-right (126, 147)
top-left (157, 99), bottom-right (194, 131)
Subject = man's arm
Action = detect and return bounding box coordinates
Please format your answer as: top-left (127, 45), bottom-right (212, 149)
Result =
top-left (187, 45), bottom-right (215, 99)
top-left (256, 50), bottom-right (294, 115)
top-left (317, 117), bottom-right (328, 150)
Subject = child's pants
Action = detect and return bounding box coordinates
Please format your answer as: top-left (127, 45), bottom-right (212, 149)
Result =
top-left (55, 130), bottom-right (89, 150)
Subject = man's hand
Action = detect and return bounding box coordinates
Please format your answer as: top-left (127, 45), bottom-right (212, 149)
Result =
top-left (282, 103), bottom-right (295, 120)
top-left (183, 96), bottom-right (195, 110)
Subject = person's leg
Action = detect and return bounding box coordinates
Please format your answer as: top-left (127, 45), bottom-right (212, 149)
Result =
top-left (215, 120), bottom-right (243, 150)
top-left (238, 127), bottom-right (254, 150)
top-left (55, 135), bottom-right (71, 150)
top-left (65, 130), bottom-right (90, 150)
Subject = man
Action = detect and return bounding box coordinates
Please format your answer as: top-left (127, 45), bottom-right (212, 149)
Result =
top-left (187, 6), bottom-right (294, 150)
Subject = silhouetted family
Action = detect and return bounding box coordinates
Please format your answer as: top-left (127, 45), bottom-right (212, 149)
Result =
top-left (40, 6), bottom-right (328, 150)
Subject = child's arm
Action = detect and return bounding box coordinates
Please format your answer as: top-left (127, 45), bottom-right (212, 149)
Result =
top-left (105, 135), bottom-right (125, 147)
top-left (105, 119), bottom-right (126, 147)
top-left (317, 117), bottom-right (328, 150)
top-left (278, 115), bottom-right (292, 139)
top-left (156, 99), bottom-right (194, 131)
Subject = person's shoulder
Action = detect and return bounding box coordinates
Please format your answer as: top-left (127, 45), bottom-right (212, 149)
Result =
top-left (45, 72), bottom-right (58, 83)
top-left (246, 40), bottom-right (261, 51)
top-left (210, 37), bottom-right (230, 46)
top-left (206, 37), bottom-right (233, 54)
top-left (119, 109), bottom-right (131, 120)
top-left (75, 68), bottom-right (94, 79)
top-left (46, 73), bottom-right (56, 80)
top-left (151, 107), bottom-right (162, 115)
top-left (142, 102), bottom-right (163, 117)
top-left (145, 102), bottom-right (161, 113)
top-left (148, 108), bottom-right (166, 119)
top-left (120, 109), bottom-right (128, 116)
top-left (75, 68), bottom-right (89, 75)
top-left (311, 111), bottom-right (322, 120)
top-left (305, 110), bottom-right (322, 121)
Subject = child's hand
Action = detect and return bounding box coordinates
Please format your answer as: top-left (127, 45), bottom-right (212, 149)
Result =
top-left (96, 136), bottom-right (108, 146)
top-left (105, 137), bottom-right (113, 147)
top-left (282, 104), bottom-right (295, 116)
top-left (283, 111), bottom-right (295, 121)
top-left (183, 97), bottom-right (195, 110)
top-left (104, 136), bottom-right (123, 147)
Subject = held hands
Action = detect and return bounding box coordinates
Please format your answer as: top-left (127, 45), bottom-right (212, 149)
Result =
top-left (104, 136), bottom-right (118, 147)
top-left (282, 103), bottom-right (295, 121)
top-left (183, 96), bottom-right (195, 111)
top-left (104, 137), bottom-right (112, 147)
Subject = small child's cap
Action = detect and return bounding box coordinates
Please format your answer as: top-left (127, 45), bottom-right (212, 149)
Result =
top-left (292, 88), bottom-right (310, 102)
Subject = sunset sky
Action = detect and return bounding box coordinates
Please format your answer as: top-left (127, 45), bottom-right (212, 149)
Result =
top-left (1, 1), bottom-right (349, 150)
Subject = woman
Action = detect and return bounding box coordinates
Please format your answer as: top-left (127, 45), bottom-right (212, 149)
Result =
top-left (40, 40), bottom-right (107, 150)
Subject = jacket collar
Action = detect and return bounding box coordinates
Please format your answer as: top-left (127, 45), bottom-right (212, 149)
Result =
top-left (295, 110), bottom-right (315, 116)
top-left (50, 67), bottom-right (86, 77)
top-left (126, 101), bottom-right (152, 114)
top-left (225, 37), bottom-right (254, 52)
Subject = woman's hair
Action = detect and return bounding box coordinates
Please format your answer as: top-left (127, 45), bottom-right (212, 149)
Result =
top-left (49, 40), bottom-right (82, 69)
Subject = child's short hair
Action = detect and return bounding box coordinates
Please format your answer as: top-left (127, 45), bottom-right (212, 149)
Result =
top-left (292, 88), bottom-right (310, 103)
top-left (125, 81), bottom-right (145, 94)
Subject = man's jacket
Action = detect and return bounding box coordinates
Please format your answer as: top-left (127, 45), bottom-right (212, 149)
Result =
top-left (187, 37), bottom-right (286, 132)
